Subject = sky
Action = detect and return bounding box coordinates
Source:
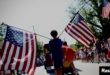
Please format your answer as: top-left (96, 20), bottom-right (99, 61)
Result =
top-left (0, 0), bottom-right (78, 45)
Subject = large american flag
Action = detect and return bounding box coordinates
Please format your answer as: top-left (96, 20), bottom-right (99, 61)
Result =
top-left (101, 0), bottom-right (110, 18)
top-left (65, 13), bottom-right (95, 48)
top-left (0, 24), bottom-right (37, 75)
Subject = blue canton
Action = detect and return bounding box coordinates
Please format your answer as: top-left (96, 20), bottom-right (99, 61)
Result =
top-left (5, 26), bottom-right (23, 47)
top-left (103, 0), bottom-right (109, 7)
top-left (70, 13), bottom-right (84, 25)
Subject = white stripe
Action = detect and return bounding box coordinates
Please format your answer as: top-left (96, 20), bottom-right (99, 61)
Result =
top-left (0, 42), bottom-right (10, 69)
top-left (12, 47), bottom-right (20, 70)
top-left (72, 23), bottom-right (93, 40)
top-left (19, 32), bottom-right (26, 70)
top-left (66, 27), bottom-right (89, 47)
top-left (80, 21), bottom-right (93, 35)
top-left (29, 68), bottom-right (34, 75)
top-left (68, 25), bottom-right (90, 44)
top-left (29, 35), bottom-right (36, 75)
top-left (25, 33), bottom-right (32, 72)
top-left (4, 44), bottom-right (14, 70)
top-left (70, 22), bottom-right (94, 38)
top-left (79, 21), bottom-right (94, 37)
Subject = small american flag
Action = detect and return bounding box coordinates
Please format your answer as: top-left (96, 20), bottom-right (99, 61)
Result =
top-left (0, 24), bottom-right (37, 75)
top-left (65, 13), bottom-right (95, 48)
top-left (101, 0), bottom-right (110, 18)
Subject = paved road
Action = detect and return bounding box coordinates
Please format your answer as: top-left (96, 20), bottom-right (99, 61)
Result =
top-left (34, 60), bottom-right (110, 75)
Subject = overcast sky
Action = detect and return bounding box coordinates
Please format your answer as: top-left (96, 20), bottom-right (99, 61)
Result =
top-left (0, 0), bottom-right (78, 45)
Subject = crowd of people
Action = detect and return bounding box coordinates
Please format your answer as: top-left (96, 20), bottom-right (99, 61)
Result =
top-left (76, 38), bottom-right (110, 63)
top-left (1, 30), bottom-right (110, 75)
top-left (43, 30), bottom-right (110, 75)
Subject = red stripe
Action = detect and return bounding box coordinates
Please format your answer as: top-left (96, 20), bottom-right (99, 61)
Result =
top-left (29, 35), bottom-right (37, 75)
top-left (1, 43), bottom-right (12, 70)
top-left (15, 47), bottom-right (23, 69)
top-left (70, 24), bottom-right (92, 42)
top-left (8, 45), bottom-right (17, 70)
top-left (67, 25), bottom-right (89, 45)
top-left (79, 21), bottom-right (95, 38)
top-left (66, 30), bottom-right (89, 47)
top-left (30, 66), bottom-right (36, 75)
top-left (0, 42), bottom-right (6, 71)
top-left (27, 34), bottom-right (34, 73)
top-left (22, 33), bottom-right (29, 72)
top-left (0, 41), bottom-right (6, 59)
top-left (65, 27), bottom-right (89, 47)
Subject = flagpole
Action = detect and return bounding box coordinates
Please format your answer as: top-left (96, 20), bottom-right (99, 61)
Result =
top-left (1, 23), bottom-right (51, 40)
top-left (58, 12), bottom-right (78, 38)
top-left (58, 1), bottom-right (90, 38)
top-left (32, 26), bottom-right (36, 34)
top-left (35, 33), bottom-right (51, 40)
top-left (32, 26), bottom-right (51, 40)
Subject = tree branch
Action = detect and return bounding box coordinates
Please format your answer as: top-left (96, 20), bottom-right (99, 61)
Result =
top-left (88, 21), bottom-right (102, 29)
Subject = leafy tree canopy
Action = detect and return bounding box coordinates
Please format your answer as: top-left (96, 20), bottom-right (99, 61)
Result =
top-left (68, 0), bottom-right (110, 41)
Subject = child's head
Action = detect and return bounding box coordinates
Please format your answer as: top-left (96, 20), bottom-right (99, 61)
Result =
top-left (50, 30), bottom-right (58, 38)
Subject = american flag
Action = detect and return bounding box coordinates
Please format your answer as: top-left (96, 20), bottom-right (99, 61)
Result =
top-left (65, 13), bottom-right (95, 48)
top-left (0, 24), bottom-right (37, 75)
top-left (101, 0), bottom-right (110, 18)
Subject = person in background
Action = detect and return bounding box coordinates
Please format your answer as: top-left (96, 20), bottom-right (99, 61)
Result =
top-left (43, 44), bottom-right (53, 73)
top-left (107, 38), bottom-right (110, 49)
top-left (95, 39), bottom-right (102, 63)
top-left (106, 38), bottom-right (110, 62)
top-left (106, 50), bottom-right (110, 63)
top-left (62, 41), bottom-right (77, 75)
top-left (49, 30), bottom-right (63, 75)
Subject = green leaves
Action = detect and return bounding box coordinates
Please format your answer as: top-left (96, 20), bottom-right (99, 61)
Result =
top-left (68, 0), bottom-right (110, 40)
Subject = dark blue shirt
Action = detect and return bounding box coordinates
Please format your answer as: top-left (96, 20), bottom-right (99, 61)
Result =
top-left (49, 38), bottom-right (63, 61)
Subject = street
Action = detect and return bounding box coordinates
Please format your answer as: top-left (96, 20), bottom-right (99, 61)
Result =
top-left (34, 60), bottom-right (110, 75)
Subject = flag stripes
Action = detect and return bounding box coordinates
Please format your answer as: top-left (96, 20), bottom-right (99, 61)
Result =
top-left (101, 0), bottom-right (110, 18)
top-left (69, 23), bottom-right (92, 42)
top-left (65, 25), bottom-right (90, 47)
top-left (65, 13), bottom-right (95, 47)
top-left (0, 25), bottom-right (37, 75)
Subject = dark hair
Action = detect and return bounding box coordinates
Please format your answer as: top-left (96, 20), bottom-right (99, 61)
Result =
top-left (63, 41), bottom-right (67, 46)
top-left (43, 44), bottom-right (49, 49)
top-left (50, 30), bottom-right (58, 38)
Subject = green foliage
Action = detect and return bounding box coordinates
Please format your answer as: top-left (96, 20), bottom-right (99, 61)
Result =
top-left (70, 42), bottom-right (83, 51)
top-left (36, 41), bottom-right (43, 57)
top-left (0, 36), bottom-right (3, 41)
top-left (70, 44), bottom-right (77, 51)
top-left (68, 0), bottom-right (110, 41)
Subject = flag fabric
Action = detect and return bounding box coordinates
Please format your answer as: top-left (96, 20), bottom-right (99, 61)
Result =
top-left (65, 13), bottom-right (95, 48)
top-left (101, 0), bottom-right (110, 18)
top-left (0, 24), bottom-right (37, 75)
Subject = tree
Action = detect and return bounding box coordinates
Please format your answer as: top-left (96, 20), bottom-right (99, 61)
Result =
top-left (68, 0), bottom-right (110, 41)
top-left (70, 42), bottom-right (83, 51)
top-left (36, 41), bottom-right (43, 57)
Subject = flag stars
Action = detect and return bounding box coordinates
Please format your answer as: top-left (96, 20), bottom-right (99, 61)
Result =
top-left (5, 26), bottom-right (23, 47)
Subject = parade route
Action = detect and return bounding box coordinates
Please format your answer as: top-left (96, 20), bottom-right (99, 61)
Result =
top-left (34, 60), bottom-right (110, 75)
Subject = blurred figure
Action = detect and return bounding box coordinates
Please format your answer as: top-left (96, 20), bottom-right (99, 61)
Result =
top-left (106, 38), bottom-right (110, 62)
top-left (107, 38), bottom-right (110, 49)
top-left (62, 41), bottom-right (77, 75)
top-left (43, 44), bottom-right (53, 73)
top-left (95, 39), bottom-right (102, 63)
top-left (49, 30), bottom-right (63, 75)
top-left (106, 49), bottom-right (110, 62)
